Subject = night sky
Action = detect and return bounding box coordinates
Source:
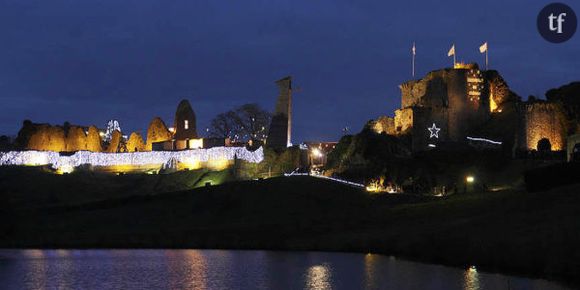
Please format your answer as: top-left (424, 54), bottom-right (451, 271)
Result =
top-left (0, 0), bottom-right (578, 142)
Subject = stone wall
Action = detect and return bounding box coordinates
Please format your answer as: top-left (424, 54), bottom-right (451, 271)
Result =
top-left (106, 130), bottom-right (123, 153)
top-left (485, 70), bottom-right (518, 112)
top-left (126, 132), bottom-right (146, 152)
top-left (518, 102), bottom-right (566, 151)
top-left (26, 124), bottom-right (66, 152)
top-left (400, 71), bottom-right (448, 108)
top-left (86, 126), bottom-right (103, 152)
top-left (16, 121), bottom-right (103, 152)
top-left (411, 107), bottom-right (449, 151)
top-left (146, 117), bottom-right (173, 151)
top-left (65, 126), bottom-right (87, 152)
top-left (371, 116), bottom-right (395, 135)
top-left (394, 108), bottom-right (414, 134)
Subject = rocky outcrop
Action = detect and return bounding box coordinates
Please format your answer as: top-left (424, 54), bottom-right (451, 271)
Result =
top-left (146, 117), bottom-right (172, 151)
top-left (86, 126), bottom-right (103, 152)
top-left (126, 132), bottom-right (146, 152)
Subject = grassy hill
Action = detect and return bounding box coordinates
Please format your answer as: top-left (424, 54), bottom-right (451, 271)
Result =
top-left (1, 174), bottom-right (580, 287)
top-left (0, 166), bottom-right (234, 209)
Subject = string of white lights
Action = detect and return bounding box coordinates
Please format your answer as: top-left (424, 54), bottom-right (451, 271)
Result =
top-left (0, 146), bottom-right (264, 170)
top-left (466, 136), bottom-right (503, 145)
top-left (284, 173), bottom-right (364, 188)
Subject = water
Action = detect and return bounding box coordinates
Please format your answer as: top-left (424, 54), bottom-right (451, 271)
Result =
top-left (0, 249), bottom-right (571, 290)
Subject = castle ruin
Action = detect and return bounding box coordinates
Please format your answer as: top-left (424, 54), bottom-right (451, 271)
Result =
top-left (372, 63), bottom-right (572, 153)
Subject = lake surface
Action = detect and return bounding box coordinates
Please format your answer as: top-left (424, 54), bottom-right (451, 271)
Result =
top-left (0, 249), bottom-right (571, 290)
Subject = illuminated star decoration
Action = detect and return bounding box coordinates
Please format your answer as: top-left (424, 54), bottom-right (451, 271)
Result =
top-left (427, 123), bottom-right (441, 139)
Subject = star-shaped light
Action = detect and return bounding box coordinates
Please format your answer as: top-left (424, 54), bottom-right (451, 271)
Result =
top-left (427, 123), bottom-right (440, 139)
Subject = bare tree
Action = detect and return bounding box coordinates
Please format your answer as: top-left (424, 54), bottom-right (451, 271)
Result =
top-left (208, 104), bottom-right (271, 142)
top-left (208, 110), bottom-right (238, 139)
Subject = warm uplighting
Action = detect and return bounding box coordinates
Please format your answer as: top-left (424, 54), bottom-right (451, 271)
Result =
top-left (57, 165), bottom-right (74, 175)
top-left (365, 178), bottom-right (400, 193)
top-left (180, 159), bottom-right (202, 170)
top-left (188, 138), bottom-right (203, 149)
top-left (207, 159), bottom-right (230, 170)
top-left (466, 176), bottom-right (475, 183)
top-left (489, 90), bottom-right (499, 112)
top-left (311, 148), bottom-right (323, 158)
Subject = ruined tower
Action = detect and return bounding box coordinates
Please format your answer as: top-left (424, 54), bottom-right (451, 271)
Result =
top-left (173, 99), bottom-right (198, 140)
top-left (267, 76), bottom-right (292, 149)
top-left (387, 63), bottom-right (493, 151)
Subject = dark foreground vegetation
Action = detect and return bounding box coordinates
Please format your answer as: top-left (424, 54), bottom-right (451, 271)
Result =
top-left (1, 171), bottom-right (580, 287)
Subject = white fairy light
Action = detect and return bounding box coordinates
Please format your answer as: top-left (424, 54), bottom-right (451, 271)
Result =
top-left (466, 136), bottom-right (502, 145)
top-left (0, 146), bottom-right (264, 171)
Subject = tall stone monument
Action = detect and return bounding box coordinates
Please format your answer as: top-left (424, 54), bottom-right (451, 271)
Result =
top-left (267, 76), bottom-right (292, 150)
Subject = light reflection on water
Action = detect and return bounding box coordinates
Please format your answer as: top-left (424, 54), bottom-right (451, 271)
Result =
top-left (306, 264), bottom-right (332, 290)
top-left (0, 249), bottom-right (572, 290)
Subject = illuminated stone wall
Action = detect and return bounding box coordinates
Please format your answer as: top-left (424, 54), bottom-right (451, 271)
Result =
top-left (390, 65), bottom-right (494, 151)
top-left (400, 72), bottom-right (448, 108)
top-left (371, 116), bottom-right (395, 135)
top-left (86, 126), bottom-right (103, 152)
top-left (16, 122), bottom-right (104, 152)
top-left (106, 130), bottom-right (123, 153)
top-left (126, 132), bottom-right (146, 152)
top-left (394, 108), bottom-right (414, 134)
top-left (146, 117), bottom-right (173, 151)
top-left (27, 125), bottom-right (66, 152)
top-left (518, 102), bottom-right (566, 151)
top-left (64, 126), bottom-right (88, 152)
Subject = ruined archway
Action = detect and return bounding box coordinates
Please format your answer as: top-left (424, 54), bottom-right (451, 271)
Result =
top-left (537, 138), bottom-right (552, 152)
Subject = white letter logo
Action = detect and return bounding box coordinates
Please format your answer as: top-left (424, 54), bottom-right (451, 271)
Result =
top-left (549, 13), bottom-right (567, 33)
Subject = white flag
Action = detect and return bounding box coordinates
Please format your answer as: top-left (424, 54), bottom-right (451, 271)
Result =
top-left (412, 42), bottom-right (416, 55)
top-left (447, 44), bottom-right (455, 57)
top-left (479, 42), bottom-right (488, 53)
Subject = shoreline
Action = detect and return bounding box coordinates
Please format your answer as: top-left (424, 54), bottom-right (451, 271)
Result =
top-left (0, 246), bottom-right (574, 289)
top-left (2, 176), bottom-right (580, 287)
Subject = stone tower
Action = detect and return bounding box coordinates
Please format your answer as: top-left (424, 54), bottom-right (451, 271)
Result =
top-left (173, 99), bottom-right (198, 140)
top-left (267, 76), bottom-right (292, 149)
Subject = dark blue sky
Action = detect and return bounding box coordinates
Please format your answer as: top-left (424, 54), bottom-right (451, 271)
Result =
top-left (0, 0), bottom-right (578, 142)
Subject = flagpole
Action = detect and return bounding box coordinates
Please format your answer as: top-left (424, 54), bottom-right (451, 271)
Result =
top-left (453, 44), bottom-right (456, 67)
top-left (412, 42), bottom-right (415, 78)
top-left (485, 42), bottom-right (489, 70)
